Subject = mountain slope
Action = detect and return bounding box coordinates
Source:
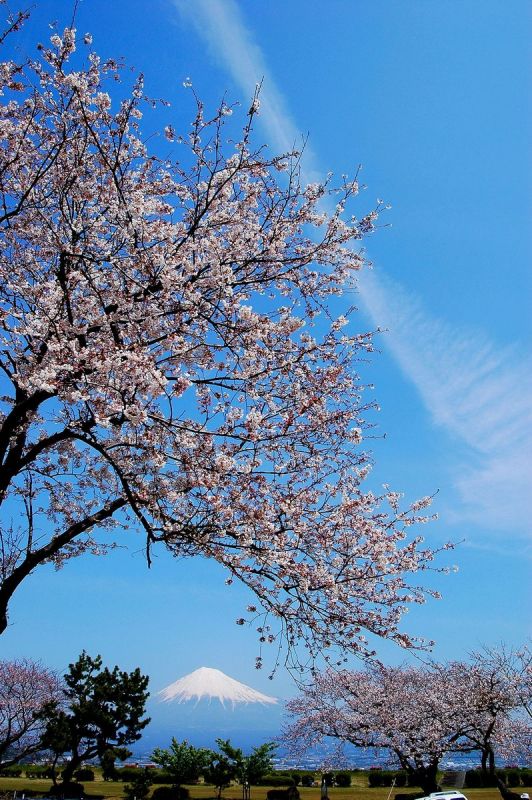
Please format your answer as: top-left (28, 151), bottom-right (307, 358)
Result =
top-left (158, 667), bottom-right (278, 708)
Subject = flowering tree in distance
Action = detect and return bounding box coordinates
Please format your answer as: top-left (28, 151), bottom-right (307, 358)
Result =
top-left (0, 657), bottom-right (61, 765)
top-left (0, 19), bottom-right (451, 667)
top-left (284, 665), bottom-right (467, 793)
top-left (455, 648), bottom-right (532, 781)
top-left (472, 643), bottom-right (532, 722)
top-left (284, 656), bottom-right (532, 793)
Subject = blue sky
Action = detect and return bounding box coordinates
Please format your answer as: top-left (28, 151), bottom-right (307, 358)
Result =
top-left (1, 0), bottom-right (530, 705)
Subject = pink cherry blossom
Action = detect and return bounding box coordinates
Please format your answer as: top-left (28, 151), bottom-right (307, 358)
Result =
top-left (284, 652), bottom-right (531, 790)
top-left (0, 22), bottom-right (453, 667)
top-left (284, 664), bottom-right (465, 793)
top-left (0, 658), bottom-right (61, 764)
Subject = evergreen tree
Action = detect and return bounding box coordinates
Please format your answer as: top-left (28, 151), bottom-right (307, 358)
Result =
top-left (42, 652), bottom-right (149, 786)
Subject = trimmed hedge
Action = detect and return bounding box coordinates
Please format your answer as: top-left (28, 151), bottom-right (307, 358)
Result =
top-left (258, 775), bottom-right (295, 787)
top-left (368, 770), bottom-right (396, 787)
top-left (117, 767), bottom-right (143, 782)
top-left (507, 770), bottom-right (521, 788)
top-left (395, 772), bottom-right (408, 788)
top-left (26, 765), bottom-right (55, 779)
top-left (520, 769), bottom-right (532, 785)
top-left (74, 768), bottom-right (95, 782)
top-left (464, 770), bottom-right (482, 788)
top-left (335, 772), bottom-right (352, 788)
top-left (368, 770), bottom-right (414, 788)
top-left (0, 766), bottom-right (23, 777)
top-left (464, 769), bottom-right (521, 788)
top-left (151, 787), bottom-right (189, 800)
top-left (151, 772), bottom-right (174, 785)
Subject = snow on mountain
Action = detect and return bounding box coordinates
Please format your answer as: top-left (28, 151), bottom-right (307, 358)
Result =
top-left (158, 666), bottom-right (278, 708)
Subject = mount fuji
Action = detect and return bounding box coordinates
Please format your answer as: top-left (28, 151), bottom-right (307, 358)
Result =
top-left (158, 667), bottom-right (278, 708)
top-left (139, 667), bottom-right (283, 752)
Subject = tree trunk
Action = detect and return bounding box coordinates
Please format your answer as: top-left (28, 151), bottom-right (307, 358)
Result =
top-left (50, 752), bottom-right (63, 787)
top-left (61, 757), bottom-right (80, 785)
top-left (481, 747), bottom-right (495, 777)
top-left (479, 744), bottom-right (497, 787)
top-left (412, 764), bottom-right (439, 795)
top-left (496, 777), bottom-right (523, 800)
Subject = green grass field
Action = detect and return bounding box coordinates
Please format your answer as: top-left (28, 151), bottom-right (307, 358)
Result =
top-left (0, 778), bottom-right (530, 800)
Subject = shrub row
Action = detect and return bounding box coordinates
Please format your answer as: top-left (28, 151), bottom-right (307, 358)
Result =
top-left (74, 769), bottom-right (95, 782)
top-left (25, 766), bottom-right (55, 779)
top-left (4, 764), bottom-right (530, 790)
top-left (334, 773), bottom-right (353, 788)
top-left (257, 775), bottom-right (295, 787)
top-left (257, 772), bottom-right (350, 788)
top-left (151, 787), bottom-right (190, 800)
top-left (465, 769), bottom-right (531, 788)
top-left (114, 767), bottom-right (174, 784)
top-left (273, 772), bottom-right (306, 787)
top-left (151, 773), bottom-right (175, 785)
top-left (368, 771), bottom-right (408, 787)
top-left (0, 766), bottom-right (23, 777)
top-left (116, 767), bottom-right (143, 783)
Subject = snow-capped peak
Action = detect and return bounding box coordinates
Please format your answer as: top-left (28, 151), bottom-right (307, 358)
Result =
top-left (158, 667), bottom-right (278, 707)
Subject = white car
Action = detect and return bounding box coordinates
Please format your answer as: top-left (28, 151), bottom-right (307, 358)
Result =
top-left (417, 792), bottom-right (468, 800)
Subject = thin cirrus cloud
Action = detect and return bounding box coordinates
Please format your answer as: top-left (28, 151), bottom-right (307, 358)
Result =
top-left (172, 0), bottom-right (531, 543)
top-left (362, 271), bottom-right (532, 542)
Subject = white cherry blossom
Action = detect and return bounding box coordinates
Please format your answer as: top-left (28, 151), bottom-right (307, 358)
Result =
top-left (0, 23), bottom-right (452, 668)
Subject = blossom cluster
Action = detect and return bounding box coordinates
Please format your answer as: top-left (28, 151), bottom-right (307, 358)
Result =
top-left (0, 658), bottom-right (61, 764)
top-left (284, 650), bottom-right (531, 781)
top-left (0, 26), bottom-right (452, 665)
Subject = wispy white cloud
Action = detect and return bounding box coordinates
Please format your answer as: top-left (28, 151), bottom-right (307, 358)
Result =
top-left (361, 272), bottom-right (532, 538)
top-left (171, 0), bottom-right (532, 541)
top-left (172, 0), bottom-right (322, 179)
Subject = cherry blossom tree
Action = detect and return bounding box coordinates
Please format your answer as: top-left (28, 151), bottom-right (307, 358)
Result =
top-left (0, 18), bottom-right (452, 667)
top-left (472, 643), bottom-right (532, 721)
top-left (454, 648), bottom-right (532, 783)
top-left (514, 643), bottom-right (532, 720)
top-left (284, 656), bottom-right (532, 794)
top-left (283, 665), bottom-right (468, 793)
top-left (0, 657), bottom-right (61, 765)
